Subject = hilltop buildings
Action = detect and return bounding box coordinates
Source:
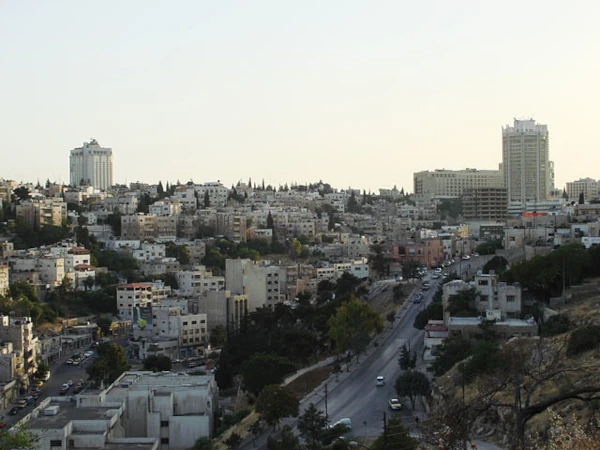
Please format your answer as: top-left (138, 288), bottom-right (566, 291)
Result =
top-left (69, 139), bottom-right (113, 190)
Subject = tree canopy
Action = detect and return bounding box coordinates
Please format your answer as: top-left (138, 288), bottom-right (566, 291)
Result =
top-left (255, 385), bottom-right (299, 428)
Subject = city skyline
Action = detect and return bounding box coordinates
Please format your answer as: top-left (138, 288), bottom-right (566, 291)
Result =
top-left (1, 1), bottom-right (600, 191)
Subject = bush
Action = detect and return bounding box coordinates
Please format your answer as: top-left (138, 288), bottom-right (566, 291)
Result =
top-left (568, 325), bottom-right (600, 356)
top-left (542, 314), bottom-right (571, 336)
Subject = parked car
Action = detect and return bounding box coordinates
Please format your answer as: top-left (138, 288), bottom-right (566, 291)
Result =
top-left (329, 418), bottom-right (352, 430)
top-left (9, 406), bottom-right (20, 416)
top-left (388, 398), bottom-right (403, 410)
top-left (376, 376), bottom-right (385, 387)
top-left (66, 359), bottom-right (74, 365)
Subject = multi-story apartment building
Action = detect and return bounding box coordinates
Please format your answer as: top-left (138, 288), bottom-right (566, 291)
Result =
top-left (69, 139), bottom-right (113, 190)
top-left (194, 182), bottom-right (229, 208)
top-left (566, 177), bottom-right (599, 203)
top-left (103, 194), bottom-right (138, 214)
top-left (502, 118), bottom-right (552, 214)
top-left (117, 283), bottom-right (153, 321)
top-left (0, 315), bottom-right (37, 387)
top-left (150, 198), bottom-right (182, 216)
top-left (64, 247), bottom-right (91, 271)
top-left (413, 169), bottom-right (504, 197)
top-left (132, 243), bottom-right (166, 262)
top-left (215, 213), bottom-right (246, 242)
top-left (175, 266), bottom-right (224, 295)
top-left (462, 187), bottom-right (507, 220)
top-left (121, 213), bottom-right (158, 240)
top-left (9, 253), bottom-right (66, 287)
top-left (226, 259), bottom-right (284, 309)
top-left (0, 263), bottom-right (8, 296)
top-left (16, 198), bottom-right (67, 229)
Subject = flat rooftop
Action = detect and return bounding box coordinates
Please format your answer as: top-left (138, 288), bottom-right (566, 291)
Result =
top-left (27, 401), bottom-right (118, 430)
top-left (104, 443), bottom-right (156, 450)
top-left (105, 372), bottom-right (214, 397)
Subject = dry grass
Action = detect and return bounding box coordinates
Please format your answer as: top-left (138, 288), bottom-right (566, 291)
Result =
top-left (286, 365), bottom-right (333, 399)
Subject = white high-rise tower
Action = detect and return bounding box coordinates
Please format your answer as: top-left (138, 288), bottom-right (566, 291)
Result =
top-left (69, 139), bottom-right (113, 190)
top-left (502, 119), bottom-right (551, 213)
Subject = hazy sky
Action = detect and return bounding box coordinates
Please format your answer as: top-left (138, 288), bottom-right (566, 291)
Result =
top-left (1, 1), bottom-right (599, 192)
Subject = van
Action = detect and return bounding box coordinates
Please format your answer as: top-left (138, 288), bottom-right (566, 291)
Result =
top-left (16, 399), bottom-right (28, 409)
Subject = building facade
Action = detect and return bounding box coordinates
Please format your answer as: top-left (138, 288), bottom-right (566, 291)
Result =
top-left (413, 169), bottom-right (503, 197)
top-left (69, 139), bottom-right (113, 190)
top-left (462, 187), bottom-right (507, 220)
top-left (566, 177), bottom-right (599, 203)
top-left (502, 119), bottom-right (552, 214)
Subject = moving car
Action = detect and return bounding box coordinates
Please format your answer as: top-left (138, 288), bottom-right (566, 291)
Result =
top-left (329, 418), bottom-right (352, 430)
top-left (388, 398), bottom-right (403, 410)
top-left (376, 376), bottom-right (385, 387)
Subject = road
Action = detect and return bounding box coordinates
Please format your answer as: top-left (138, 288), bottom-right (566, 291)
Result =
top-left (241, 255), bottom-right (495, 449)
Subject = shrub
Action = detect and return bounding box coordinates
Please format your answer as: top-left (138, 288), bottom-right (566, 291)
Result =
top-left (541, 314), bottom-right (570, 336)
top-left (567, 325), bottom-right (600, 356)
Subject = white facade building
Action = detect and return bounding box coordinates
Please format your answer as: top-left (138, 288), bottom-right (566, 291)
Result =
top-left (69, 139), bottom-right (114, 190)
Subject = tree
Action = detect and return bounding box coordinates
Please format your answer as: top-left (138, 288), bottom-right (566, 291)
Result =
top-left (86, 342), bottom-right (129, 386)
top-left (249, 420), bottom-right (262, 447)
top-left (0, 422), bottom-right (40, 450)
top-left (266, 211), bottom-right (274, 230)
top-left (431, 336), bottom-right (472, 377)
top-left (193, 437), bottom-right (214, 450)
top-left (578, 191), bottom-right (585, 204)
top-left (395, 370), bottom-right (431, 409)
top-left (143, 355), bottom-right (172, 372)
top-left (327, 296), bottom-right (383, 356)
top-left (12, 186), bottom-right (30, 203)
top-left (255, 385), bottom-right (299, 429)
top-left (203, 191), bottom-right (210, 208)
top-left (368, 244), bottom-right (387, 278)
top-left (297, 403), bottom-right (328, 449)
top-left (447, 287), bottom-right (479, 317)
top-left (398, 343), bottom-right (417, 370)
top-left (266, 425), bottom-right (303, 450)
top-left (210, 324), bottom-right (226, 348)
top-left (371, 415), bottom-right (418, 450)
top-left (240, 352), bottom-right (295, 395)
top-left (96, 316), bottom-right (113, 337)
top-left (35, 362), bottom-right (50, 380)
top-left (224, 432), bottom-right (242, 450)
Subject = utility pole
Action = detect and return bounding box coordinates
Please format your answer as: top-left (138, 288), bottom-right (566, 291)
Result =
top-left (383, 411), bottom-right (388, 449)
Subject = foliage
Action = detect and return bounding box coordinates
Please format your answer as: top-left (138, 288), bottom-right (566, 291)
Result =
top-left (482, 255), bottom-right (509, 274)
top-left (0, 422), bottom-right (40, 450)
top-left (9, 281), bottom-right (38, 303)
top-left (460, 340), bottom-right (501, 383)
top-left (165, 242), bottom-right (191, 265)
top-left (143, 355), bottom-right (172, 372)
top-left (224, 432), bottom-right (242, 450)
top-left (447, 287), bottom-right (479, 317)
top-left (395, 370), bottom-right (431, 409)
top-left (438, 197), bottom-right (463, 220)
top-left (402, 259), bottom-right (422, 280)
top-left (541, 314), bottom-right (571, 337)
top-left (413, 291), bottom-right (443, 329)
top-left (193, 437), bottom-right (214, 450)
top-left (533, 409), bottom-right (600, 449)
top-left (96, 316), bottom-right (113, 336)
top-left (266, 425), bottom-right (303, 450)
top-left (86, 342), bottom-right (129, 386)
top-left (368, 244), bottom-right (387, 277)
top-left (12, 222), bottom-right (70, 250)
top-left (103, 211), bottom-right (122, 236)
top-left (476, 239), bottom-right (503, 256)
top-left (398, 343), bottom-right (417, 370)
top-left (327, 296), bottom-right (383, 355)
top-left (215, 410), bottom-right (251, 437)
top-left (240, 352), bottom-right (296, 395)
top-left (210, 324), bottom-right (226, 347)
top-left (431, 336), bottom-right (472, 377)
top-left (297, 403), bottom-right (328, 449)
top-left (255, 385), bottom-right (299, 428)
top-left (567, 325), bottom-right (600, 356)
top-left (35, 362), bottom-right (50, 380)
top-left (371, 415), bottom-right (419, 450)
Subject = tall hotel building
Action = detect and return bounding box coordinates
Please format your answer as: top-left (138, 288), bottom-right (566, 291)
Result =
top-left (502, 119), bottom-right (552, 214)
top-left (413, 168), bottom-right (504, 197)
top-left (69, 139), bottom-right (113, 190)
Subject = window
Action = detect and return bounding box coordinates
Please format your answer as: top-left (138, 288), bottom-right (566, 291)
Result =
top-left (192, 320), bottom-right (197, 325)
top-left (507, 295), bottom-right (516, 302)
top-left (161, 421), bottom-right (169, 427)
top-left (161, 438), bottom-right (169, 444)
top-left (478, 280), bottom-right (488, 286)
top-left (50, 440), bottom-right (62, 447)
top-left (183, 321), bottom-right (188, 326)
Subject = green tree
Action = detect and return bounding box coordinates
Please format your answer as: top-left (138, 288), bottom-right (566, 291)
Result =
top-left (96, 316), bottom-right (113, 337)
top-left (203, 191), bottom-right (210, 208)
top-left (482, 255), bottom-right (509, 274)
top-left (447, 287), bottom-right (479, 317)
top-left (104, 211), bottom-right (122, 236)
top-left (395, 370), bottom-right (431, 409)
top-left (35, 362), bottom-right (50, 380)
top-left (266, 425), bottom-right (302, 450)
top-left (368, 244), bottom-right (387, 278)
top-left (12, 186), bottom-right (30, 203)
top-left (398, 343), bottom-right (417, 370)
top-left (288, 239), bottom-right (302, 258)
top-left (143, 355), bottom-right (172, 372)
top-left (9, 281), bottom-right (39, 303)
top-left (346, 191), bottom-right (361, 213)
top-left (193, 437), bottom-right (214, 450)
top-left (327, 296), bottom-right (383, 355)
top-left (86, 342), bottom-right (129, 386)
top-left (224, 432), bottom-right (242, 450)
top-left (431, 336), bottom-right (472, 377)
top-left (297, 403), bottom-right (328, 449)
top-left (241, 352), bottom-right (295, 395)
top-left (255, 385), bottom-right (299, 429)
top-left (371, 415), bottom-right (419, 450)
top-left (0, 422), bottom-right (40, 450)
top-left (210, 324), bottom-right (226, 347)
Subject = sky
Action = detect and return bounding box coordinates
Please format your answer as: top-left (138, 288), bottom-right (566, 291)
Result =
top-left (1, 1), bottom-right (599, 193)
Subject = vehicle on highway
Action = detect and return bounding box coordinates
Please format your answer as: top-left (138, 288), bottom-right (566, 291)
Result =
top-left (67, 379), bottom-right (74, 387)
top-left (422, 282), bottom-right (431, 290)
top-left (66, 358), bottom-right (73, 365)
top-left (15, 399), bottom-right (28, 409)
top-left (376, 376), bottom-right (385, 386)
top-left (329, 418), bottom-right (352, 430)
top-left (388, 398), bottom-right (403, 410)
top-left (473, 253), bottom-right (479, 257)
top-left (431, 273), bottom-right (440, 279)
top-left (9, 406), bottom-right (20, 416)
top-left (462, 255), bottom-right (470, 260)
top-left (60, 383), bottom-right (70, 395)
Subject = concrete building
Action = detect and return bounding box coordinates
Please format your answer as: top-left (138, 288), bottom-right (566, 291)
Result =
top-left (0, 262), bottom-right (8, 296)
top-left (16, 199), bottom-right (67, 229)
top-left (117, 283), bottom-right (153, 321)
top-left (502, 119), bottom-right (552, 214)
top-left (225, 259), bottom-right (284, 309)
top-left (215, 213), bottom-right (246, 242)
top-left (566, 177), bottom-right (599, 203)
top-left (462, 187), bottom-right (507, 220)
top-left (69, 139), bottom-right (114, 190)
top-left (104, 371), bottom-right (219, 447)
top-left (0, 315), bottom-right (38, 388)
top-left (121, 214), bottom-right (158, 240)
top-left (413, 168), bottom-right (504, 197)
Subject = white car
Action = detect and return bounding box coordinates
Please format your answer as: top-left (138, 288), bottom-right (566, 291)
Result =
top-left (329, 418), bottom-right (352, 430)
top-left (376, 376), bottom-right (385, 387)
top-left (389, 398), bottom-right (403, 410)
